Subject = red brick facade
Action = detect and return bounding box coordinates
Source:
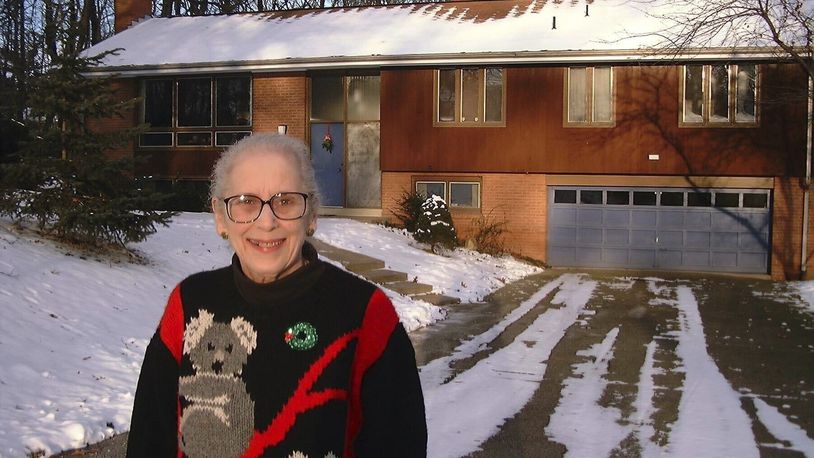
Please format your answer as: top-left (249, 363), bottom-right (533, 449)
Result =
top-left (381, 172), bottom-right (548, 261)
top-left (252, 73), bottom-right (307, 141)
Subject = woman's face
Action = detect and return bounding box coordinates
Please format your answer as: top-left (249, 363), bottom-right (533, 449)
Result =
top-left (213, 148), bottom-right (316, 284)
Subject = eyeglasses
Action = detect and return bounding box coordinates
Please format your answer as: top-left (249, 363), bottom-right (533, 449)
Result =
top-left (222, 192), bottom-right (309, 223)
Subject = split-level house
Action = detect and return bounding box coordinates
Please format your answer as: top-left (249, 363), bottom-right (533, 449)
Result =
top-left (85, 0), bottom-right (813, 280)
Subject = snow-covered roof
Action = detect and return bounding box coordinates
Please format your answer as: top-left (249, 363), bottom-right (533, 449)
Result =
top-left (83, 0), bottom-right (786, 76)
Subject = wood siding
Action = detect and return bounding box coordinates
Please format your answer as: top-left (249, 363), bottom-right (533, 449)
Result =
top-left (381, 64), bottom-right (808, 177)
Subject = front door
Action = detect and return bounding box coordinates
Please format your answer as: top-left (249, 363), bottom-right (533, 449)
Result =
top-left (310, 123), bottom-right (345, 207)
top-left (309, 74), bottom-right (381, 209)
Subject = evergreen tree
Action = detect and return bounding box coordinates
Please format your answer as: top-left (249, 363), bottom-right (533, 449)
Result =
top-left (414, 194), bottom-right (457, 254)
top-left (0, 34), bottom-right (175, 248)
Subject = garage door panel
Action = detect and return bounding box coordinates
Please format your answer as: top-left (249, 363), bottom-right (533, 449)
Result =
top-left (577, 247), bottom-right (602, 264)
top-left (578, 228), bottom-right (603, 244)
top-left (550, 207), bottom-right (577, 225)
top-left (659, 211), bottom-right (683, 227)
top-left (604, 248), bottom-right (629, 264)
top-left (740, 212), bottom-right (770, 229)
top-left (630, 249), bottom-right (656, 266)
top-left (683, 251), bottom-right (710, 266)
top-left (578, 209), bottom-right (603, 225)
top-left (686, 231), bottom-right (710, 248)
top-left (739, 252), bottom-right (768, 270)
top-left (686, 212), bottom-right (711, 228)
top-left (712, 252), bottom-right (738, 267)
top-left (658, 250), bottom-right (682, 267)
top-left (632, 210), bottom-right (657, 228)
top-left (631, 230), bottom-right (656, 247)
top-left (549, 246), bottom-right (576, 265)
top-left (548, 187), bottom-right (770, 274)
top-left (604, 210), bottom-right (630, 228)
top-left (605, 229), bottom-right (629, 245)
top-left (711, 232), bottom-right (739, 249)
top-left (658, 231), bottom-right (683, 247)
top-left (712, 212), bottom-right (745, 231)
top-left (549, 226), bottom-right (577, 244)
top-left (740, 233), bottom-right (769, 250)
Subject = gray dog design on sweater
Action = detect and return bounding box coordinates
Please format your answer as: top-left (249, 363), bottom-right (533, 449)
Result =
top-left (179, 309), bottom-right (257, 458)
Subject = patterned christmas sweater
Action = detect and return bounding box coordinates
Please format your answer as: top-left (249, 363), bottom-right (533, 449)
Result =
top-left (126, 243), bottom-right (427, 458)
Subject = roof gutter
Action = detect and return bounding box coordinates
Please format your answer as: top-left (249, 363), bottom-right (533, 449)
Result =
top-left (83, 47), bottom-right (788, 77)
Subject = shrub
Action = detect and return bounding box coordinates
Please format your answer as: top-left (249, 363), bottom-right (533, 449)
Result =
top-left (393, 189), bottom-right (425, 233)
top-left (414, 195), bottom-right (457, 253)
top-left (469, 209), bottom-right (508, 256)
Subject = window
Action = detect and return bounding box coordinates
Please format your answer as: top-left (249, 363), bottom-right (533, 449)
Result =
top-left (140, 75), bottom-right (252, 148)
top-left (450, 182), bottom-right (481, 208)
top-left (415, 179), bottom-right (482, 209)
top-left (435, 68), bottom-right (505, 126)
top-left (565, 67), bottom-right (614, 126)
top-left (416, 182), bottom-right (446, 201)
top-left (681, 64), bottom-right (758, 126)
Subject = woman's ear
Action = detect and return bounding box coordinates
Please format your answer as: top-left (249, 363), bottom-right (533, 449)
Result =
top-left (212, 198), bottom-right (227, 237)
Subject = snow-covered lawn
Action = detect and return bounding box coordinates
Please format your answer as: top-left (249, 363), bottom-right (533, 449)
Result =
top-left (2, 213), bottom-right (814, 457)
top-left (0, 213), bottom-right (539, 455)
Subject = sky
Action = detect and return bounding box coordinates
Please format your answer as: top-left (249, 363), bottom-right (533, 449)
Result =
top-left (1, 214), bottom-right (813, 456)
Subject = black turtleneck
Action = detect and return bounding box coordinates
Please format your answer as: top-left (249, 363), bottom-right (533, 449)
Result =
top-left (126, 242), bottom-right (427, 458)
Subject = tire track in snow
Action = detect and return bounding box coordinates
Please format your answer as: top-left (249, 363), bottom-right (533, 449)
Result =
top-left (419, 274), bottom-right (567, 390)
top-left (545, 327), bottom-right (629, 457)
top-left (423, 273), bottom-right (597, 458)
top-left (667, 284), bottom-right (759, 457)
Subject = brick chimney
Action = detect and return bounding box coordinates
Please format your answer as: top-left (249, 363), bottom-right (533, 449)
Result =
top-left (114, 0), bottom-right (152, 33)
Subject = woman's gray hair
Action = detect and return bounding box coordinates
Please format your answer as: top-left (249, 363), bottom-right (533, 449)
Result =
top-left (210, 133), bottom-right (321, 216)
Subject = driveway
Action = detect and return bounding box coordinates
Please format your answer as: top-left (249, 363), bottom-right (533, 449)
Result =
top-left (412, 270), bottom-right (814, 458)
top-left (59, 270), bottom-right (814, 457)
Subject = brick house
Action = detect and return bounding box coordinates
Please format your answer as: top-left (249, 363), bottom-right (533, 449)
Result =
top-left (86, 0), bottom-right (813, 279)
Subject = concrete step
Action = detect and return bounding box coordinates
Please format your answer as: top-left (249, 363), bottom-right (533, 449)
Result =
top-left (411, 293), bottom-right (461, 306)
top-left (310, 238), bottom-right (386, 273)
top-left (386, 281), bottom-right (434, 296)
top-left (361, 269), bottom-right (408, 284)
top-left (341, 256), bottom-right (386, 273)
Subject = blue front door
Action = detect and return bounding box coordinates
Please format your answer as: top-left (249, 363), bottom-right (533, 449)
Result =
top-left (310, 123), bottom-right (344, 206)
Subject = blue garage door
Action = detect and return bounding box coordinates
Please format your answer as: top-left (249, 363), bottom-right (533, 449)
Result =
top-left (547, 187), bottom-right (771, 273)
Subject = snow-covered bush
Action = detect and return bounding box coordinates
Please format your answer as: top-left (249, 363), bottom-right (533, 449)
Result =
top-left (414, 195), bottom-right (457, 253)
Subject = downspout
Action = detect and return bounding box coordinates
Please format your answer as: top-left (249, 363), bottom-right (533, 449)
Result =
top-left (801, 74), bottom-right (812, 278)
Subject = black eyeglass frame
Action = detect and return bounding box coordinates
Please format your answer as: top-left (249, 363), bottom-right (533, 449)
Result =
top-left (222, 192), bottom-right (310, 223)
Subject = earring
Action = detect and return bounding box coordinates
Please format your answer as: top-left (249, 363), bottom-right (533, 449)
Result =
top-left (306, 228), bottom-right (315, 237)
top-left (220, 232), bottom-right (229, 240)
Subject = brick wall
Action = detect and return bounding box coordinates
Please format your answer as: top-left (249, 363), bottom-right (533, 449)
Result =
top-left (772, 176), bottom-right (805, 280)
top-left (87, 78), bottom-right (138, 162)
top-left (381, 171), bottom-right (548, 262)
top-left (253, 73), bottom-right (307, 141)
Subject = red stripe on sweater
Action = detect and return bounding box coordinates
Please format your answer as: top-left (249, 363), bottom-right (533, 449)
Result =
top-left (343, 289), bottom-right (400, 458)
top-left (158, 285), bottom-right (184, 364)
top-left (241, 330), bottom-right (359, 458)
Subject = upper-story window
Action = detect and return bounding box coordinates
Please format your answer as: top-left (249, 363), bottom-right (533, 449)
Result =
top-left (681, 64), bottom-right (758, 127)
top-left (434, 68), bottom-right (505, 126)
top-left (140, 75), bottom-right (252, 148)
top-left (564, 66), bottom-right (614, 127)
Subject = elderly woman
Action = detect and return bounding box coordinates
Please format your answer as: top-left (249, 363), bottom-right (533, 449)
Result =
top-left (127, 134), bottom-right (427, 458)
